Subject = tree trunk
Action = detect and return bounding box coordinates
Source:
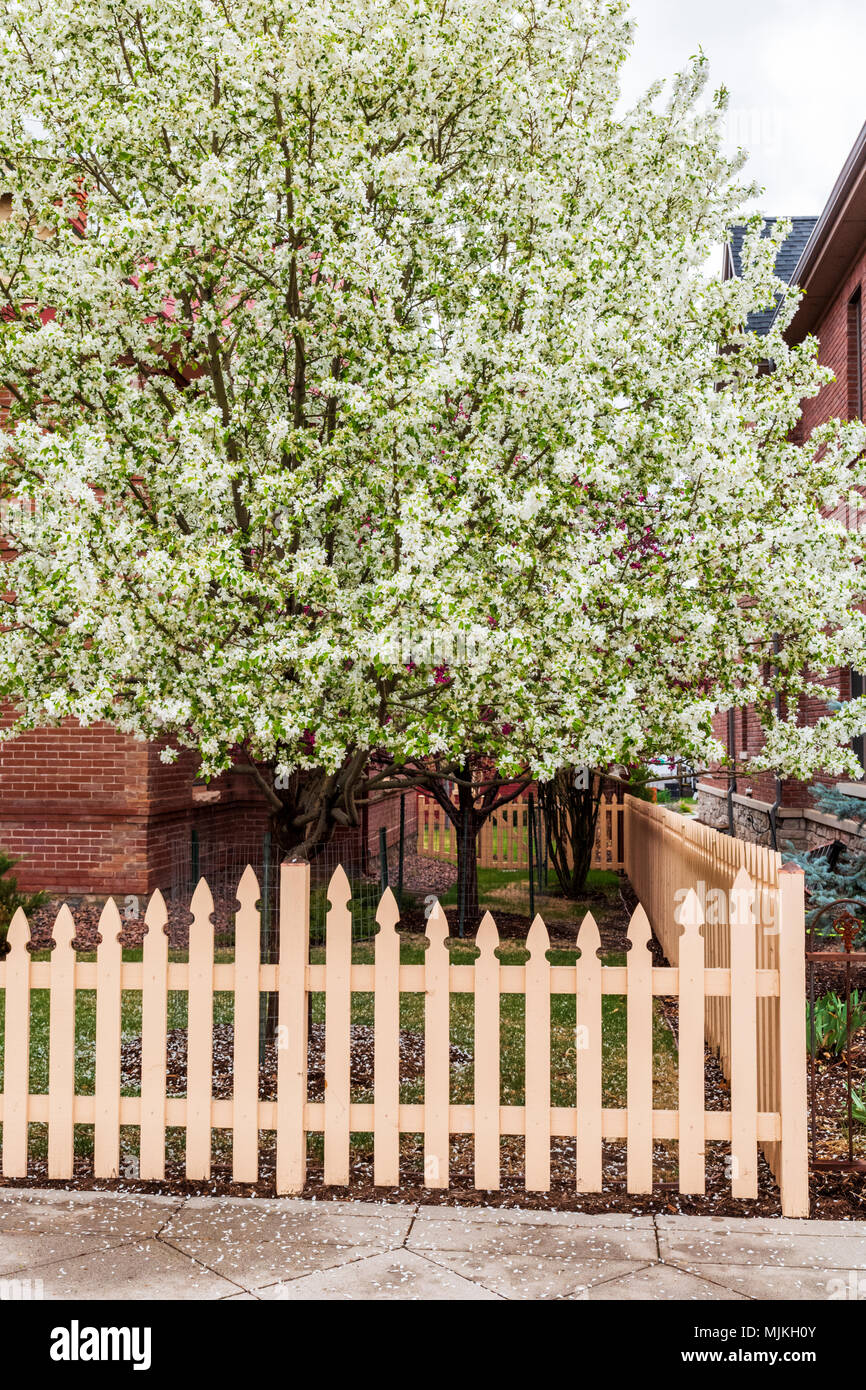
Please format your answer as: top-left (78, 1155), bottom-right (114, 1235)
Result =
top-left (538, 768), bottom-right (604, 898)
top-left (257, 754), bottom-right (368, 1043)
top-left (399, 761), bottom-right (532, 935)
top-left (454, 788), bottom-right (481, 932)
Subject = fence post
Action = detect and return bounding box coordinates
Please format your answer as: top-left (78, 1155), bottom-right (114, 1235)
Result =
top-left (777, 863), bottom-right (809, 1217)
top-left (276, 858), bottom-right (310, 1194)
top-left (528, 794), bottom-right (535, 921)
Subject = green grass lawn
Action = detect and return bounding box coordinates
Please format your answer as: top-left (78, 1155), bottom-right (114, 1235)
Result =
top-left (308, 934), bottom-right (677, 1110)
top-left (437, 867), bottom-right (623, 930)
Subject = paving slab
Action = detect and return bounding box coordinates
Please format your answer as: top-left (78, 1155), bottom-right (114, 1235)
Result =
top-left (254, 1249), bottom-right (502, 1301)
top-left (0, 1190), bottom-right (182, 1239)
top-left (668, 1262), bottom-right (866, 1300)
top-left (658, 1228), bottom-right (866, 1270)
top-left (160, 1195), bottom-right (413, 1287)
top-left (582, 1263), bottom-right (749, 1300)
top-left (421, 1248), bottom-right (642, 1300)
top-left (9, 1238), bottom-right (240, 1300)
top-left (407, 1213), bottom-right (658, 1263)
top-left (655, 1213), bottom-right (866, 1238)
top-left (0, 1231), bottom-right (134, 1277)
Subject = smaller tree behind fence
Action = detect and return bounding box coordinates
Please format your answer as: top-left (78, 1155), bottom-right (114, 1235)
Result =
top-left (416, 787), bottom-right (625, 872)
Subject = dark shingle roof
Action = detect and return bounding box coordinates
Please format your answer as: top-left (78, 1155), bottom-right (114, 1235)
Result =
top-left (727, 216), bottom-right (818, 335)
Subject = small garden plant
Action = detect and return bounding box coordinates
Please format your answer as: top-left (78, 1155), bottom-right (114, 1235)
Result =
top-left (807, 989), bottom-right (866, 1057)
top-left (0, 849), bottom-right (48, 950)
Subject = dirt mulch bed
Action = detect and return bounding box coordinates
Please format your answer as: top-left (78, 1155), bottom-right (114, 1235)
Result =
top-left (4, 1141), bottom-right (863, 1220)
top-left (118, 1022), bottom-right (472, 1103)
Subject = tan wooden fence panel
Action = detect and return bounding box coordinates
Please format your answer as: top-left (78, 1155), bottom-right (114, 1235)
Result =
top-left (624, 795), bottom-right (809, 1217)
top-left (0, 849), bottom-right (808, 1215)
top-left (416, 789), bottom-right (626, 872)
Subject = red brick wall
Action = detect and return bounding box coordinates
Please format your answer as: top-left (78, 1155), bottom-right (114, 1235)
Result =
top-left (0, 708), bottom-right (415, 897)
top-left (703, 239), bottom-right (866, 812)
top-left (0, 714), bottom-right (152, 894)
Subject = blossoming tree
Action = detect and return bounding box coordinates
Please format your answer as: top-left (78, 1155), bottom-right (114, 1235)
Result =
top-left (2, 0), bottom-right (866, 882)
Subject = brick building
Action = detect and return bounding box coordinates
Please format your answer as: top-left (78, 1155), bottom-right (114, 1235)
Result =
top-left (0, 705), bottom-right (413, 901)
top-left (696, 120), bottom-right (866, 850)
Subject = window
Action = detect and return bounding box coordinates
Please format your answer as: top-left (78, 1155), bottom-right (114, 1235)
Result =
top-left (847, 288), bottom-right (863, 422)
top-left (851, 667), bottom-right (865, 773)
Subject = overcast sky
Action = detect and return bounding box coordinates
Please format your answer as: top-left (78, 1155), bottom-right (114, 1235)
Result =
top-left (623, 0), bottom-right (865, 255)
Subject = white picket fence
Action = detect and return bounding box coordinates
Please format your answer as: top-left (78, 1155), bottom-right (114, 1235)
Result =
top-left (0, 845), bottom-right (808, 1211)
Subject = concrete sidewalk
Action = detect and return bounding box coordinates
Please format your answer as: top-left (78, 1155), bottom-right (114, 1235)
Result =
top-left (0, 1187), bottom-right (863, 1300)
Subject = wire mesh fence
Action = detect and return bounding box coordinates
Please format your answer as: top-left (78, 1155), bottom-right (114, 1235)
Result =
top-left (168, 813), bottom-right (413, 954)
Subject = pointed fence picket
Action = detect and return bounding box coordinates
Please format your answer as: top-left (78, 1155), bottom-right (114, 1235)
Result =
top-left (677, 887), bottom-right (706, 1194)
top-left (275, 860), bottom-right (309, 1195)
top-left (424, 901), bottom-right (451, 1189)
top-left (48, 904), bottom-right (76, 1180)
top-left (524, 915), bottom-right (551, 1191)
top-left (94, 898), bottom-right (123, 1179)
top-left (474, 912), bottom-right (501, 1190)
top-left (324, 865), bottom-right (352, 1187)
top-left (373, 888), bottom-right (401, 1187)
top-left (2, 908), bottom-right (31, 1178)
top-left (140, 890), bottom-right (169, 1181)
top-left (0, 831), bottom-right (808, 1213)
top-left (576, 912), bottom-right (603, 1193)
top-left (232, 866), bottom-right (261, 1183)
top-left (626, 905), bottom-right (653, 1194)
top-left (186, 878), bottom-right (215, 1180)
